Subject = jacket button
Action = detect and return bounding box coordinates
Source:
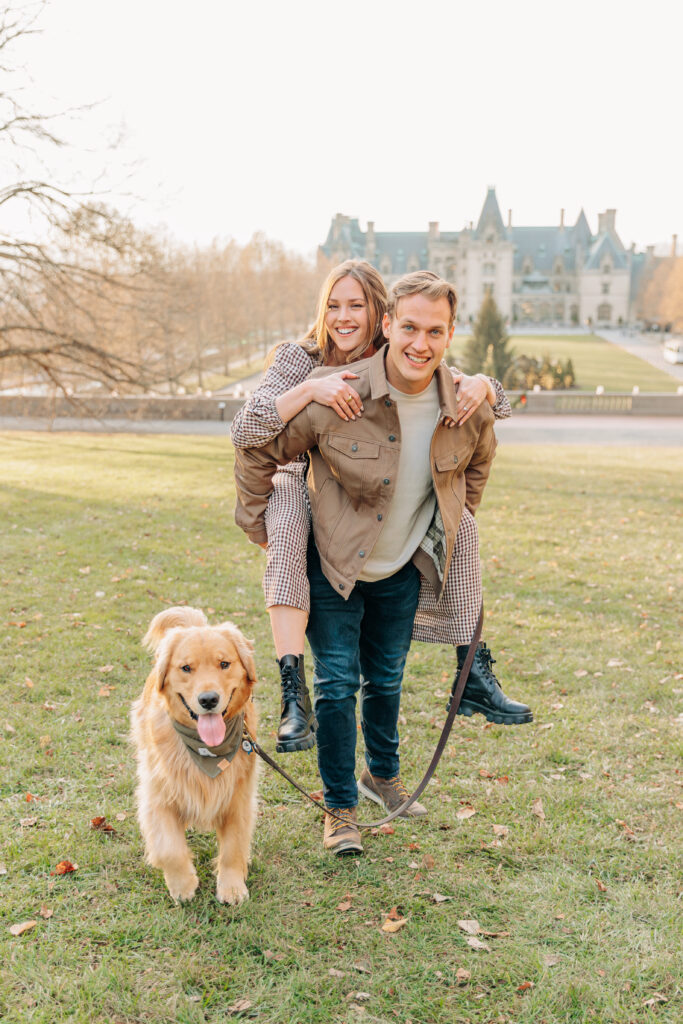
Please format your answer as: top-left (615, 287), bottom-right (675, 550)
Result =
top-left (351, 443), bottom-right (358, 452)
top-left (388, 434), bottom-right (396, 442)
top-left (359, 550), bottom-right (365, 558)
top-left (338, 583), bottom-right (345, 591)
top-left (453, 455), bottom-right (458, 463)
top-left (385, 399), bottom-right (392, 407)
top-left (383, 478), bottom-right (390, 485)
top-left (377, 514), bottom-right (383, 521)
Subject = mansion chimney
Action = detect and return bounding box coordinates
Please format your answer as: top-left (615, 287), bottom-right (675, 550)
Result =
top-left (366, 220), bottom-right (376, 260)
top-left (672, 234), bottom-right (678, 257)
top-left (507, 209), bottom-right (512, 228)
top-left (428, 221), bottom-right (440, 241)
top-left (560, 208), bottom-right (565, 228)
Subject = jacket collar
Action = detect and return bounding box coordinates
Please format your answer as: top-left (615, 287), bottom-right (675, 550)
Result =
top-left (367, 346), bottom-right (459, 421)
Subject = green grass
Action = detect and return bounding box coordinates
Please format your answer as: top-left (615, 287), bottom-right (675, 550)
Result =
top-left (1, 433), bottom-right (681, 1023)
top-left (450, 333), bottom-right (679, 392)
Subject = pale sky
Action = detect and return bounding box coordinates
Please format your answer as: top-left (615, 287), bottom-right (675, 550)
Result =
top-left (18, 0), bottom-right (683, 257)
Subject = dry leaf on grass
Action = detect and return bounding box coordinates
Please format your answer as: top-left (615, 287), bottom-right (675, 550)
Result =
top-left (458, 919), bottom-right (481, 935)
top-left (50, 860), bottom-right (77, 875)
top-left (24, 677), bottom-right (34, 688)
top-left (466, 936), bottom-right (490, 951)
top-left (336, 899), bottom-right (352, 912)
top-left (532, 798), bottom-right (546, 821)
top-left (455, 967), bottom-right (471, 984)
top-left (347, 991), bottom-right (370, 1002)
top-left (456, 805), bottom-right (476, 820)
top-left (432, 893), bottom-right (452, 903)
top-left (115, 812), bottom-right (127, 822)
top-left (0, 863), bottom-right (7, 875)
top-left (328, 968), bottom-right (346, 978)
top-left (9, 920), bottom-right (37, 936)
top-left (381, 916), bottom-right (408, 933)
top-left (479, 768), bottom-right (495, 778)
top-left (309, 790), bottom-right (323, 801)
top-left (353, 959), bottom-right (371, 974)
top-left (39, 905), bottom-right (53, 920)
top-left (91, 816), bottom-right (116, 833)
top-left (98, 664), bottom-right (114, 673)
top-left (517, 980), bottom-right (534, 992)
top-left (421, 853), bottom-right (435, 869)
top-left (642, 994), bottom-right (668, 1008)
top-left (379, 824), bottom-right (395, 835)
top-left (543, 954), bottom-right (561, 967)
top-left (20, 817), bottom-right (37, 827)
top-left (596, 879), bottom-right (607, 892)
top-left (227, 997), bottom-right (252, 1014)
top-left (492, 824), bottom-right (509, 837)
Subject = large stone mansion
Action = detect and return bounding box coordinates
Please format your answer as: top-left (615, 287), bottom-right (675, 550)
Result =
top-left (318, 188), bottom-right (653, 326)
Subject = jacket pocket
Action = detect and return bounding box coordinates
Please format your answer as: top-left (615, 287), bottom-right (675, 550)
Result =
top-left (434, 439), bottom-right (473, 474)
top-left (326, 435), bottom-right (381, 460)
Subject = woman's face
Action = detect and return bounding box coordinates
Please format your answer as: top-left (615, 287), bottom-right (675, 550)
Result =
top-left (325, 275), bottom-right (370, 363)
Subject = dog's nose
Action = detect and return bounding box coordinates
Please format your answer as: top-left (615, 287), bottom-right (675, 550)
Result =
top-left (198, 691), bottom-right (220, 711)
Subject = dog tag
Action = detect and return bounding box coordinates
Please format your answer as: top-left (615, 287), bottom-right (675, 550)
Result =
top-left (241, 739), bottom-right (253, 754)
top-left (197, 746), bottom-right (217, 758)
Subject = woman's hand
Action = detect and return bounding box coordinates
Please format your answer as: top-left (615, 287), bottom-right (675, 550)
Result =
top-left (443, 371), bottom-right (491, 427)
top-left (308, 371), bottom-right (363, 421)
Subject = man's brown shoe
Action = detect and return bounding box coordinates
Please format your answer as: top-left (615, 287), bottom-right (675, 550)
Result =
top-left (358, 768), bottom-right (427, 817)
top-left (323, 807), bottom-right (363, 856)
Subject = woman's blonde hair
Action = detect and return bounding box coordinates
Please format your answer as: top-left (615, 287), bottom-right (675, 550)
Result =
top-left (300, 259), bottom-right (387, 365)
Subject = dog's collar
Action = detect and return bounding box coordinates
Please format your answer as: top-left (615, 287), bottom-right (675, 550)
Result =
top-left (171, 712), bottom-right (245, 778)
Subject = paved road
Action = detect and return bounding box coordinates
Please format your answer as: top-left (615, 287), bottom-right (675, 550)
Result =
top-left (595, 329), bottom-right (683, 383)
top-left (1, 414), bottom-right (681, 446)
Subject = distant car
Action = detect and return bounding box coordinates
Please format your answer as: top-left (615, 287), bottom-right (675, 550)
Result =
top-left (663, 338), bottom-right (683, 364)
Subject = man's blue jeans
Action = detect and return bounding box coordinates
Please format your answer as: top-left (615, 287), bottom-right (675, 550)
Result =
top-left (306, 539), bottom-right (420, 809)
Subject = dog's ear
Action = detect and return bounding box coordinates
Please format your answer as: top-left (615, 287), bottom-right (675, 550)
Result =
top-left (150, 631), bottom-right (178, 692)
top-left (216, 622), bottom-right (257, 686)
top-left (142, 606), bottom-right (207, 654)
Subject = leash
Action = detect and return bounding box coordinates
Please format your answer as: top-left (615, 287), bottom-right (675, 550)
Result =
top-left (244, 603), bottom-right (484, 830)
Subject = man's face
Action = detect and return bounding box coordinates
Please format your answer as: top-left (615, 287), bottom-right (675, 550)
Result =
top-left (382, 293), bottom-right (453, 394)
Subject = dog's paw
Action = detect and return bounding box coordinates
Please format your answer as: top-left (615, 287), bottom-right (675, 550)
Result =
top-left (216, 872), bottom-right (249, 905)
top-left (164, 868), bottom-right (199, 903)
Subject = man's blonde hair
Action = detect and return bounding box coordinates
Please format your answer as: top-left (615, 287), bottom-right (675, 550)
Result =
top-left (387, 271), bottom-right (458, 328)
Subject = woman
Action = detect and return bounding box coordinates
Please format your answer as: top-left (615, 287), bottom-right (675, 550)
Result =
top-left (231, 260), bottom-right (513, 754)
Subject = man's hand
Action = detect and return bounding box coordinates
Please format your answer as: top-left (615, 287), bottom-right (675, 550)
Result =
top-left (308, 371), bottom-right (363, 422)
top-left (443, 371), bottom-right (490, 427)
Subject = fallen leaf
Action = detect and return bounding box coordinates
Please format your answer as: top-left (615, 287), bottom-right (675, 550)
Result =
top-left (24, 677), bottom-right (34, 688)
top-left (543, 954), bottom-right (561, 967)
top-left (492, 824), bottom-right (509, 837)
top-left (554, 913), bottom-right (565, 920)
top-left (455, 967), bottom-right (471, 983)
top-left (480, 930), bottom-right (510, 938)
top-left (20, 818), bottom-right (37, 827)
top-left (379, 824), bottom-right (395, 835)
top-left (642, 994), bottom-right (667, 1008)
top-left (78, 566), bottom-right (91, 575)
top-left (4, 722), bottom-right (15, 734)
top-left (98, 685), bottom-right (112, 697)
top-left (353, 959), bottom-right (371, 974)
top-left (517, 980), bottom-right (534, 992)
top-left (421, 853), bottom-right (435, 869)
top-left (50, 860), bottom-right (77, 875)
top-left (596, 879), bottom-right (607, 892)
top-left (574, 669), bottom-right (588, 678)
top-left (458, 919), bottom-right (481, 935)
top-left (227, 998), bottom-right (252, 1014)
top-left (91, 816), bottom-right (116, 833)
top-left (347, 991), bottom-right (370, 1002)
top-left (386, 906), bottom-right (402, 920)
top-left (456, 806), bottom-right (476, 820)
top-left (39, 905), bottom-right (53, 920)
top-left (309, 790), bottom-right (323, 801)
top-left (337, 899), bottom-right (352, 912)
top-left (432, 893), bottom-right (451, 903)
top-left (39, 735), bottom-right (51, 748)
top-left (328, 968), bottom-right (346, 977)
top-left (0, 863), bottom-right (7, 875)
top-left (97, 664), bottom-right (114, 673)
top-left (497, 775), bottom-right (509, 785)
top-left (478, 769), bottom-right (495, 778)
top-left (115, 812), bottom-right (127, 822)
top-left (381, 916), bottom-right (408, 933)
top-left (532, 798), bottom-right (546, 821)
top-left (9, 920), bottom-right (37, 936)
top-left (466, 936), bottom-right (490, 951)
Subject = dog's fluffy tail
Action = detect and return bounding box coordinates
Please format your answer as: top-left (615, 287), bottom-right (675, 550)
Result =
top-left (142, 606), bottom-right (208, 653)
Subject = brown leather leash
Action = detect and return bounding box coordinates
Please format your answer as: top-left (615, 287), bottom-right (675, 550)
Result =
top-left (245, 603), bottom-right (484, 830)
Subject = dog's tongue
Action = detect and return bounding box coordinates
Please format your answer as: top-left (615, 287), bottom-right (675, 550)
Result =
top-left (197, 713), bottom-right (226, 747)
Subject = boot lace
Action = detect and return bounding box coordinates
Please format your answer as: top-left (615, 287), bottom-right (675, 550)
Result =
top-left (280, 664), bottom-right (301, 702)
top-left (478, 644), bottom-right (501, 687)
top-left (385, 776), bottom-right (410, 800)
top-left (326, 808), bottom-right (356, 835)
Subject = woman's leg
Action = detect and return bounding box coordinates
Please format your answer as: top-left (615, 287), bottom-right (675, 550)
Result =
top-left (263, 466), bottom-right (316, 751)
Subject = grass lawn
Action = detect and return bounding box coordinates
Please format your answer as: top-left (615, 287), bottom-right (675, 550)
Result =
top-left (1, 433), bottom-right (681, 1024)
top-left (449, 334), bottom-right (679, 392)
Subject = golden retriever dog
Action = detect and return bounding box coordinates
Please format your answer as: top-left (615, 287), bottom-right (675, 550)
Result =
top-left (131, 606), bottom-right (259, 904)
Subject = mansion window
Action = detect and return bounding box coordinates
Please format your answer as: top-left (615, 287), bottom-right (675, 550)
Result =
top-left (380, 256), bottom-right (392, 275)
top-left (602, 283), bottom-right (610, 295)
top-left (603, 262), bottom-right (611, 274)
top-left (597, 303), bottom-right (612, 321)
top-left (483, 262), bottom-right (495, 275)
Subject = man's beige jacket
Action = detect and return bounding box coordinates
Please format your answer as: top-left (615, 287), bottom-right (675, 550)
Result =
top-left (233, 347), bottom-right (496, 600)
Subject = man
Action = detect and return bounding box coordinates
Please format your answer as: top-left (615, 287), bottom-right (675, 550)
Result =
top-left (234, 271), bottom-right (529, 855)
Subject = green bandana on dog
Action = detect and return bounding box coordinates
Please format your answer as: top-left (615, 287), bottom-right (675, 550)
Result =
top-left (171, 713), bottom-right (245, 778)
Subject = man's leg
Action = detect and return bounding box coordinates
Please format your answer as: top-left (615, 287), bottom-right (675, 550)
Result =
top-left (305, 539), bottom-right (364, 853)
top-left (356, 562), bottom-right (427, 817)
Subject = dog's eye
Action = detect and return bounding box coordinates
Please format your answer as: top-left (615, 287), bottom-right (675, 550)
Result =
top-left (220, 660), bottom-right (230, 670)
top-left (181, 664), bottom-right (192, 673)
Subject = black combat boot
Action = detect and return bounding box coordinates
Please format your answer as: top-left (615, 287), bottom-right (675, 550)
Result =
top-left (448, 642), bottom-right (533, 725)
top-left (275, 653), bottom-right (316, 752)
